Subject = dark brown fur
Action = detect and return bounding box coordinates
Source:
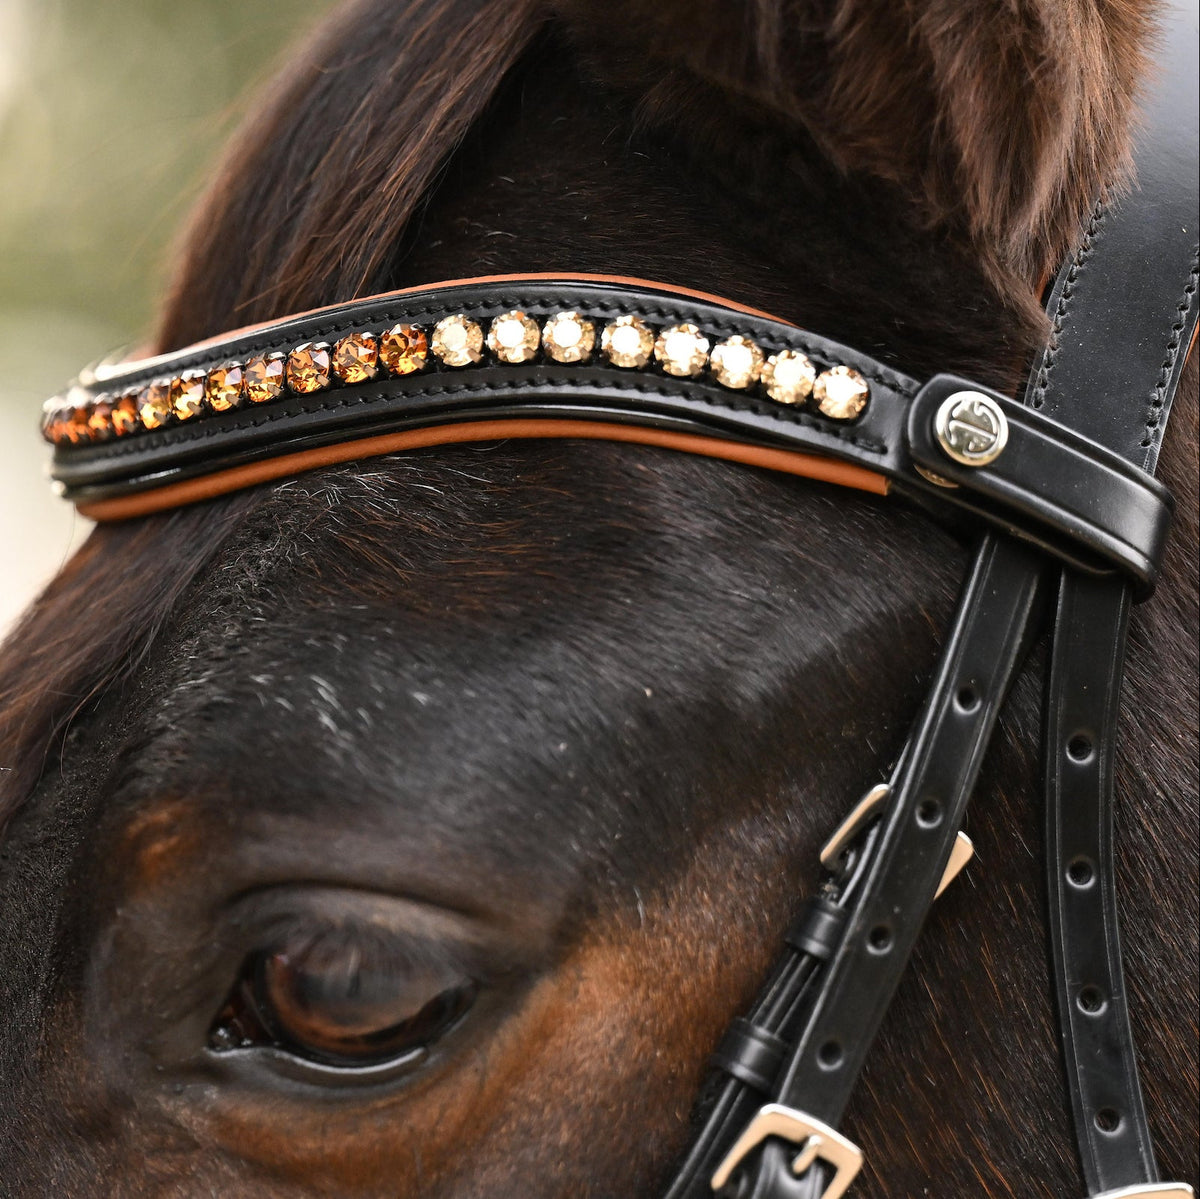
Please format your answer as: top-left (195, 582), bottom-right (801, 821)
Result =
top-left (0, 2), bottom-right (1195, 1196)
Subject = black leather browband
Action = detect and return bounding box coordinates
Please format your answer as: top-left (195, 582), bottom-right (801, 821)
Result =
top-left (48, 277), bottom-right (1171, 592)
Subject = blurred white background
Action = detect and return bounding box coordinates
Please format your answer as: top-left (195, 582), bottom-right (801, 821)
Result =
top-left (0, 0), bottom-right (330, 636)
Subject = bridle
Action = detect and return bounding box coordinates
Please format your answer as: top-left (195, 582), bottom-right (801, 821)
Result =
top-left (38, 6), bottom-right (1197, 1197)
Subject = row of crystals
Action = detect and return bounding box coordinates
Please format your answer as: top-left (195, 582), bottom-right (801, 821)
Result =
top-left (43, 309), bottom-right (870, 445)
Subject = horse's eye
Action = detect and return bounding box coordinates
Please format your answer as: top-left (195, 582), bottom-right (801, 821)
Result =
top-left (209, 930), bottom-right (476, 1068)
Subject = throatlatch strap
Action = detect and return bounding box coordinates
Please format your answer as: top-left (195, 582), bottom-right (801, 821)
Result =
top-left (1044, 575), bottom-right (1158, 1194)
top-left (1030, 6), bottom-right (1198, 1193)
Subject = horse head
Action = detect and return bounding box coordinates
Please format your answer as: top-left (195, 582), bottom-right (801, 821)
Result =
top-left (1, 2), bottom-right (1195, 1196)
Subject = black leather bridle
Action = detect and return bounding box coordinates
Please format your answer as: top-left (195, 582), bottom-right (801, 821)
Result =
top-left (40, 6), bottom-right (1197, 1197)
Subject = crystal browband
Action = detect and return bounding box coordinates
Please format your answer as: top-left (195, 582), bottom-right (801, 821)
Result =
top-left (44, 274), bottom-right (1171, 592)
top-left (44, 304), bottom-right (872, 448)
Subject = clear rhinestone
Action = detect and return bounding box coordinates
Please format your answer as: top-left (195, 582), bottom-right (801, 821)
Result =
top-left (542, 311), bottom-right (595, 363)
top-left (601, 315), bottom-right (655, 368)
top-left (431, 314), bottom-right (484, 367)
top-left (654, 323), bottom-right (710, 377)
top-left (487, 310), bottom-right (540, 363)
top-left (709, 336), bottom-right (764, 389)
top-left (814, 365), bottom-right (869, 420)
top-left (761, 350), bottom-right (816, 405)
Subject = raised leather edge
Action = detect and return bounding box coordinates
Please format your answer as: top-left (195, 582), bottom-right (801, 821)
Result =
top-left (76, 420), bottom-right (890, 521)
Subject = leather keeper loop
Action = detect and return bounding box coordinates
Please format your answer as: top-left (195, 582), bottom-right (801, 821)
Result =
top-left (906, 374), bottom-right (1174, 595)
top-left (710, 1018), bottom-right (787, 1094)
top-left (784, 896), bottom-right (847, 960)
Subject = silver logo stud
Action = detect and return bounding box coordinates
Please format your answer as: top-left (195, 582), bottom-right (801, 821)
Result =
top-left (933, 390), bottom-right (1009, 467)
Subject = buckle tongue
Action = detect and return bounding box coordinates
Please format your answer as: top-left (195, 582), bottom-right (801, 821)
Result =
top-left (820, 783), bottom-right (975, 898)
top-left (710, 1103), bottom-right (863, 1198)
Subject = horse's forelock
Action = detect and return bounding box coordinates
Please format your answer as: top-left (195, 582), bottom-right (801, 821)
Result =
top-left (553, 0), bottom-right (1155, 299)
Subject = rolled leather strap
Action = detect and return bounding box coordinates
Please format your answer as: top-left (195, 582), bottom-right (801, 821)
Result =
top-left (711, 1020), bottom-right (789, 1095)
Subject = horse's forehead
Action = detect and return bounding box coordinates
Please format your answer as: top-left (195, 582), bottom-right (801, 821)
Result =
top-left (94, 448), bottom-right (945, 863)
top-left (74, 490), bottom-right (773, 910)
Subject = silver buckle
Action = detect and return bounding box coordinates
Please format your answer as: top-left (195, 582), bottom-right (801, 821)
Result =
top-left (819, 783), bottom-right (974, 898)
top-left (710, 1103), bottom-right (863, 1198)
top-left (1092, 1186), bottom-right (1195, 1199)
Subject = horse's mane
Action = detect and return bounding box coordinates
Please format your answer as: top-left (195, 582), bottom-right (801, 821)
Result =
top-left (160, 0), bottom-right (1153, 349)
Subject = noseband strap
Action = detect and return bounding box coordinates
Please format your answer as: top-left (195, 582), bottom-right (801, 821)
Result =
top-left (37, 8), bottom-right (1197, 1198)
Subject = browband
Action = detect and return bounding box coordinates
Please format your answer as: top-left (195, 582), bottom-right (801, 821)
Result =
top-left (45, 275), bottom-right (1170, 592)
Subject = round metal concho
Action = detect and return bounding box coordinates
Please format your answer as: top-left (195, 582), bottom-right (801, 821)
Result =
top-left (934, 390), bottom-right (1009, 467)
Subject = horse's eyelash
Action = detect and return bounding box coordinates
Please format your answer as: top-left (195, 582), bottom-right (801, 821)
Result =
top-left (248, 913), bottom-right (481, 981)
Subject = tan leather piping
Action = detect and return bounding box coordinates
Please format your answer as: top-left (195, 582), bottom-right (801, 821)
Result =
top-left (104, 273), bottom-right (796, 376)
top-left (77, 420), bottom-right (888, 521)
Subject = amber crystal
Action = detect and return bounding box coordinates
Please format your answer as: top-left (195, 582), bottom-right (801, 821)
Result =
top-left (332, 332), bottom-right (379, 384)
top-left (87, 395), bottom-right (115, 441)
top-left (761, 350), bottom-right (816, 405)
top-left (431, 314), bottom-right (484, 367)
top-left (813, 365), bottom-right (869, 420)
top-left (286, 343), bottom-right (332, 394)
top-left (111, 391), bottom-right (140, 436)
top-left (205, 363), bottom-right (244, 412)
top-left (542, 311), bottom-right (595, 363)
top-left (63, 405), bottom-right (92, 443)
top-left (244, 353), bottom-right (286, 403)
top-left (380, 324), bottom-right (428, 375)
top-left (710, 336), bottom-right (764, 389)
top-left (170, 371), bottom-right (207, 420)
top-left (654, 323), bottom-right (710, 377)
top-left (138, 380), bottom-right (173, 429)
top-left (487, 310), bottom-right (540, 363)
top-left (601, 315), bottom-right (655, 368)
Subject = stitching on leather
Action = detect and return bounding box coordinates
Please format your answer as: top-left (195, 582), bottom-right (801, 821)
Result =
top-left (68, 374), bottom-right (890, 469)
top-left (1138, 251), bottom-right (1199, 463)
top-left (1030, 200), bottom-right (1107, 411)
top-left (89, 292), bottom-right (918, 398)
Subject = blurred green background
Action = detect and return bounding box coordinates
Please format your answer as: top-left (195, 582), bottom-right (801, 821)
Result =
top-left (0, 0), bottom-right (331, 635)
